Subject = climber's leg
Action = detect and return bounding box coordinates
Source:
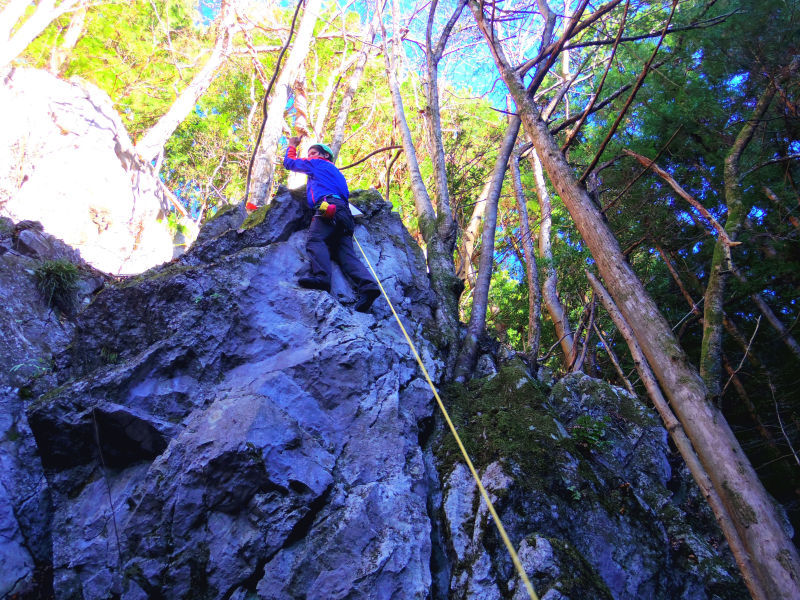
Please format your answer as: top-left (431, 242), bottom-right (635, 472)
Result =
top-left (301, 216), bottom-right (334, 291)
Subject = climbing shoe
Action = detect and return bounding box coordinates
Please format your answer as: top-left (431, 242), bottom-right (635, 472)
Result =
top-left (354, 288), bottom-right (380, 313)
top-left (298, 276), bottom-right (330, 292)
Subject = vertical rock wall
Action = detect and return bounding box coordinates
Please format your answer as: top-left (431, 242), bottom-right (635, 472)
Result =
top-left (1, 186), bottom-right (749, 599)
top-left (24, 188), bottom-right (442, 599)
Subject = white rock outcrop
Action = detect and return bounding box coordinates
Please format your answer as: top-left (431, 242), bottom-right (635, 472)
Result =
top-left (0, 68), bottom-right (180, 274)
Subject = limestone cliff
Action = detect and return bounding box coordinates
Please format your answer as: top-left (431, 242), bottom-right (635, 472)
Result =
top-left (0, 68), bottom-right (196, 275)
top-left (0, 188), bottom-right (745, 599)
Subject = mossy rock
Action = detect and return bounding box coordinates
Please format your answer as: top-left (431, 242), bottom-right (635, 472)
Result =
top-left (437, 365), bottom-right (555, 487)
top-left (349, 188), bottom-right (387, 214)
top-left (550, 373), bottom-right (656, 429)
top-left (544, 536), bottom-right (614, 599)
top-left (204, 202), bottom-right (238, 223)
top-left (113, 261), bottom-right (196, 289)
top-left (240, 203), bottom-right (273, 231)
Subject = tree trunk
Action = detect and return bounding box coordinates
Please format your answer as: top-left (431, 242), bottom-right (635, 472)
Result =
top-left (458, 178), bottom-right (493, 284)
top-left (732, 266), bottom-right (800, 362)
top-left (593, 322), bottom-right (634, 394)
top-left (587, 272), bottom-right (771, 600)
top-left (310, 57), bottom-right (345, 141)
top-left (249, 0), bottom-right (323, 207)
top-left (330, 17), bottom-right (376, 160)
top-left (511, 148), bottom-right (542, 361)
top-left (287, 72), bottom-right (311, 188)
top-left (0, 0), bottom-right (84, 71)
top-left (454, 116), bottom-right (521, 381)
top-left (135, 0), bottom-right (237, 164)
top-left (529, 148), bottom-right (575, 361)
top-left (469, 3), bottom-right (800, 596)
top-left (380, 0), bottom-right (461, 368)
top-left (570, 293), bottom-right (594, 373)
top-left (423, 0), bottom-right (466, 249)
top-left (700, 82), bottom-right (776, 399)
top-left (48, 3), bottom-right (85, 74)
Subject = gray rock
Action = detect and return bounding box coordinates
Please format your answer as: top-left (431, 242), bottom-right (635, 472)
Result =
top-left (475, 353), bottom-right (498, 378)
top-left (24, 187), bottom-right (440, 599)
top-left (3, 182), bottom-right (750, 599)
top-left (0, 218), bottom-right (107, 596)
top-left (437, 369), bottom-right (746, 599)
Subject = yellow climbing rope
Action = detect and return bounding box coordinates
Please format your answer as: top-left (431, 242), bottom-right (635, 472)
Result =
top-left (354, 235), bottom-right (539, 600)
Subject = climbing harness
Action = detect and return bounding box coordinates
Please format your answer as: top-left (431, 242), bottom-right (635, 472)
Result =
top-left (353, 236), bottom-right (540, 600)
top-left (314, 194), bottom-right (339, 219)
top-left (317, 200), bottom-right (336, 219)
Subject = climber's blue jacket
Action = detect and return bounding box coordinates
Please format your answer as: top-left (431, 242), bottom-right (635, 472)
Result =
top-left (283, 146), bottom-right (350, 208)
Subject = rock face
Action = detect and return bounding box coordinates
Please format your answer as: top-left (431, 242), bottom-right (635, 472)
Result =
top-left (0, 68), bottom-right (193, 275)
top-left (3, 187), bottom-right (746, 599)
top-left (436, 367), bottom-right (746, 599)
top-left (0, 216), bottom-right (106, 597)
top-left (24, 187), bottom-right (441, 599)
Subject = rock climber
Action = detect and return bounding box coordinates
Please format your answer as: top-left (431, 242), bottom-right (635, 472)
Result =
top-left (283, 136), bottom-right (380, 313)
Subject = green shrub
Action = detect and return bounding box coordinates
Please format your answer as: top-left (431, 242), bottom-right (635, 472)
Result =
top-left (34, 259), bottom-right (79, 312)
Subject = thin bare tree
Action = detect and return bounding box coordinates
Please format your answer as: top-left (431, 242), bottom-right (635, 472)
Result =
top-left (136, 0), bottom-right (239, 164)
top-left (378, 0), bottom-right (463, 369)
top-left (511, 147), bottom-right (542, 361)
top-left (249, 0), bottom-right (323, 207)
top-left (454, 116), bottom-right (521, 380)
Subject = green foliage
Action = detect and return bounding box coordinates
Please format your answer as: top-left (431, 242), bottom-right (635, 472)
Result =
top-left (570, 415), bottom-right (613, 451)
top-left (557, 0), bottom-right (800, 530)
top-left (485, 268), bottom-right (528, 351)
top-left (34, 259), bottom-right (79, 312)
top-left (10, 358), bottom-right (50, 377)
top-left (164, 212), bottom-right (188, 236)
top-left (24, 0), bottom-right (206, 137)
top-left (100, 347), bottom-right (120, 364)
top-left (162, 57), bottom-right (259, 211)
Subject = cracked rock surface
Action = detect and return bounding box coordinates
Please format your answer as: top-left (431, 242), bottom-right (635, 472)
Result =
top-left (23, 188), bottom-right (441, 599)
top-left (4, 188), bottom-right (749, 599)
top-left (435, 369), bottom-right (746, 600)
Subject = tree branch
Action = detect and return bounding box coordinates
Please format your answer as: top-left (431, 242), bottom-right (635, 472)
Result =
top-left (579, 0), bottom-right (677, 183)
top-left (515, 0), bottom-right (623, 77)
top-left (562, 0), bottom-right (629, 151)
top-left (623, 149), bottom-right (742, 248)
top-left (602, 125), bottom-right (682, 214)
top-left (340, 145), bottom-right (403, 170)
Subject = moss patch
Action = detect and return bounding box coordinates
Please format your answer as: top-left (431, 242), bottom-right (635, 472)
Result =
top-left (722, 480), bottom-right (759, 526)
top-left (4, 422), bottom-right (21, 442)
top-left (546, 537), bottom-right (614, 599)
top-left (114, 261), bottom-right (196, 289)
top-left (437, 365), bottom-right (555, 488)
top-left (240, 203), bottom-right (273, 231)
top-left (349, 188), bottom-right (386, 213)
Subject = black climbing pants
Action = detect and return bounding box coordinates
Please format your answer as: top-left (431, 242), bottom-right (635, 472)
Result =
top-left (306, 203), bottom-right (378, 294)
